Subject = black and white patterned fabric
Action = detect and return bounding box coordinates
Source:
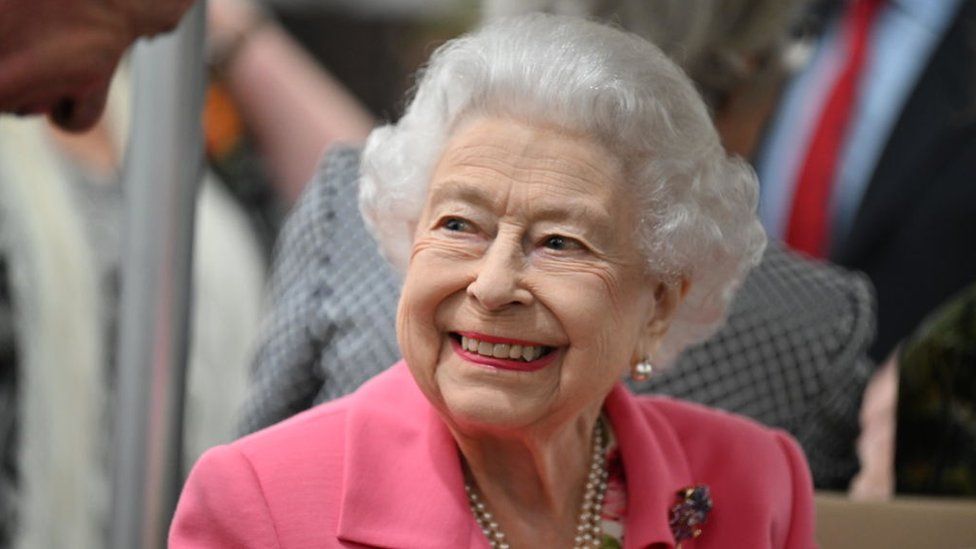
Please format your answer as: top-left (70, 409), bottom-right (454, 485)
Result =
top-left (636, 239), bottom-right (876, 488)
top-left (241, 147), bottom-right (400, 431)
top-left (241, 146), bottom-right (876, 489)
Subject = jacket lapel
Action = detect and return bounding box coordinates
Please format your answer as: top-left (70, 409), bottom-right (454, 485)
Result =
top-left (605, 384), bottom-right (695, 548)
top-left (336, 363), bottom-right (482, 548)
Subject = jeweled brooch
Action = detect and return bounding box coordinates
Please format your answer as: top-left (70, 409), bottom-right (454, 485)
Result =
top-left (669, 485), bottom-right (712, 544)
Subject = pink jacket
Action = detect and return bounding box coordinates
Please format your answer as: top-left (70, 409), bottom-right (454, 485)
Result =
top-left (170, 362), bottom-right (815, 548)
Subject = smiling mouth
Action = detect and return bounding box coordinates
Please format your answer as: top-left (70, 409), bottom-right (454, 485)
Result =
top-left (449, 332), bottom-right (555, 363)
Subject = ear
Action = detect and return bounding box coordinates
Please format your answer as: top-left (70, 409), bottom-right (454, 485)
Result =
top-left (631, 277), bottom-right (689, 363)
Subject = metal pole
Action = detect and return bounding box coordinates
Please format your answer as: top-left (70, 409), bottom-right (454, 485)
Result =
top-left (110, 3), bottom-right (206, 548)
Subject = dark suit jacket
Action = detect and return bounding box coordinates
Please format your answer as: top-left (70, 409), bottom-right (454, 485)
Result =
top-left (830, 0), bottom-right (976, 361)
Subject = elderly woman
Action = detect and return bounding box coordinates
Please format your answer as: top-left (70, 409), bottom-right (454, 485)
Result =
top-left (170, 14), bottom-right (814, 548)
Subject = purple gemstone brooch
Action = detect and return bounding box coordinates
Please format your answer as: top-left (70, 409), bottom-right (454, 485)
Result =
top-left (669, 485), bottom-right (713, 544)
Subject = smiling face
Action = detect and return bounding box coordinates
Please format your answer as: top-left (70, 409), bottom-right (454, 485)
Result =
top-left (397, 116), bottom-right (672, 434)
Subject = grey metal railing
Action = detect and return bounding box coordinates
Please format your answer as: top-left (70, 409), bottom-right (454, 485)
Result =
top-left (110, 2), bottom-right (207, 548)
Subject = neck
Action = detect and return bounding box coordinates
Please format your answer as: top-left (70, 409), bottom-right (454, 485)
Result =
top-left (453, 404), bottom-right (603, 547)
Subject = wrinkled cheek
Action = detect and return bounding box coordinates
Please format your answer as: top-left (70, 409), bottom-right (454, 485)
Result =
top-left (398, 247), bottom-right (475, 378)
top-left (550, 282), bottom-right (637, 381)
top-left (397, 273), bottom-right (449, 378)
top-left (397, 308), bottom-right (442, 402)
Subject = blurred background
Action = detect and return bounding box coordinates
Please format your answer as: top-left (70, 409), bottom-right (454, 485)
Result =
top-left (1, 0), bottom-right (974, 547)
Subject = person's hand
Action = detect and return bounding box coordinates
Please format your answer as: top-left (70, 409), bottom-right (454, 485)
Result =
top-left (0, 0), bottom-right (194, 131)
top-left (849, 354), bottom-right (898, 501)
top-left (208, 0), bottom-right (262, 44)
top-left (207, 0), bottom-right (269, 72)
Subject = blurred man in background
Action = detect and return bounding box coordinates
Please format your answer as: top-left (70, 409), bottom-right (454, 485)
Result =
top-left (755, 0), bottom-right (976, 362)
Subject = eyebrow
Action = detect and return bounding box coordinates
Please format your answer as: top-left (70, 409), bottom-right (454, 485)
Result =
top-left (428, 180), bottom-right (498, 210)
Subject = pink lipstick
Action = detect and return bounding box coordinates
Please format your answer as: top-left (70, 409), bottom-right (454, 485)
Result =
top-left (450, 332), bottom-right (559, 372)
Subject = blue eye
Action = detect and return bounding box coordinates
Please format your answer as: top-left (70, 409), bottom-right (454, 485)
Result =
top-left (543, 235), bottom-right (580, 251)
top-left (441, 217), bottom-right (470, 232)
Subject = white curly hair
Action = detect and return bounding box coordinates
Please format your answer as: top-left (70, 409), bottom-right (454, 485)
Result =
top-left (359, 13), bottom-right (766, 364)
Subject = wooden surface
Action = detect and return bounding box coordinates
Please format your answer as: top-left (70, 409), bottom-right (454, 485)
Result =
top-left (816, 492), bottom-right (976, 548)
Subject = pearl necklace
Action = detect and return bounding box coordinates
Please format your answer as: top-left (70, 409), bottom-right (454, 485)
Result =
top-left (464, 419), bottom-right (609, 549)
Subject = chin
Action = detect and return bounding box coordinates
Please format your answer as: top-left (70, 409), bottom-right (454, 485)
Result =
top-left (431, 360), bottom-right (558, 432)
top-left (439, 386), bottom-right (543, 431)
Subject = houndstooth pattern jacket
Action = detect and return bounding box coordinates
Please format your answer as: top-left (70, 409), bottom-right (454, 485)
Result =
top-left (240, 146), bottom-right (876, 489)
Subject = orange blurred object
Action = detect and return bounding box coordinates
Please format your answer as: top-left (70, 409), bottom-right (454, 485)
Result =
top-left (203, 81), bottom-right (245, 159)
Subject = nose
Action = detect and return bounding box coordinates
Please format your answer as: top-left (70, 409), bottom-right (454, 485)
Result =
top-left (466, 237), bottom-right (533, 311)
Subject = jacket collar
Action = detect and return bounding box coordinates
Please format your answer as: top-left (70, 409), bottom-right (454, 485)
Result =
top-left (336, 363), bottom-right (691, 548)
top-left (336, 363), bottom-right (482, 548)
top-left (605, 383), bottom-right (693, 548)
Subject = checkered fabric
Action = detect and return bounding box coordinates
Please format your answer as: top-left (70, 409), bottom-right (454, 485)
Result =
top-left (635, 238), bottom-right (876, 488)
top-left (241, 146), bottom-right (876, 489)
top-left (240, 146), bottom-right (400, 433)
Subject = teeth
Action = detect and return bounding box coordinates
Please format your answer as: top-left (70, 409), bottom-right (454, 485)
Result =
top-left (492, 344), bottom-right (510, 358)
top-left (508, 345), bottom-right (522, 359)
top-left (459, 335), bottom-right (547, 362)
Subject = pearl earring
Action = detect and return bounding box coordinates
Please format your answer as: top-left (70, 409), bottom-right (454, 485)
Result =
top-left (631, 358), bottom-right (654, 382)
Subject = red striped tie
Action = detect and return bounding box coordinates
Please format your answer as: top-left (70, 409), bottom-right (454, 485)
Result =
top-left (785, 0), bottom-right (884, 257)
